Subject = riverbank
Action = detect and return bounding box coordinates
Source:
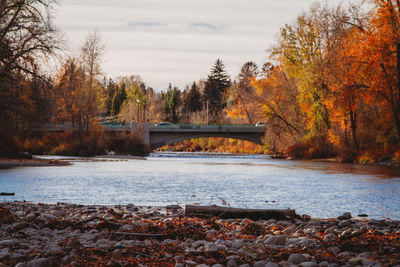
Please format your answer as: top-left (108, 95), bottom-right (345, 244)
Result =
top-left (0, 154), bottom-right (148, 169)
top-left (0, 158), bottom-right (70, 169)
top-left (0, 202), bottom-right (399, 266)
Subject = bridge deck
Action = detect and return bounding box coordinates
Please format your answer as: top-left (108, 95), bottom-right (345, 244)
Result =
top-left (149, 124), bottom-right (265, 132)
top-left (101, 123), bottom-right (265, 132)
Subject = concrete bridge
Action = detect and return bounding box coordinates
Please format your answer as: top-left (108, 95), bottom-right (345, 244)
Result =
top-left (104, 123), bottom-right (265, 149)
top-left (147, 124), bottom-right (265, 149)
top-left (39, 122), bottom-right (266, 150)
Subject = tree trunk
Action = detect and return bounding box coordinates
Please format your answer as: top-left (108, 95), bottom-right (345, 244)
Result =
top-left (395, 42), bottom-right (400, 136)
top-left (185, 205), bottom-right (298, 221)
top-left (349, 109), bottom-right (358, 151)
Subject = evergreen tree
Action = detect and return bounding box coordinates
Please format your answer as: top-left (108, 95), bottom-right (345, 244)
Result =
top-left (185, 82), bottom-right (202, 113)
top-left (105, 79), bottom-right (116, 116)
top-left (164, 83), bottom-right (180, 122)
top-left (203, 59), bottom-right (231, 117)
top-left (111, 83), bottom-right (127, 116)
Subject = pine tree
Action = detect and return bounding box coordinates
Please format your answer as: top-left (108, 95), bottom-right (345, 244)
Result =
top-left (105, 79), bottom-right (116, 116)
top-left (111, 83), bottom-right (127, 116)
top-left (185, 82), bottom-right (202, 113)
top-left (164, 84), bottom-right (180, 122)
top-left (203, 59), bottom-right (231, 117)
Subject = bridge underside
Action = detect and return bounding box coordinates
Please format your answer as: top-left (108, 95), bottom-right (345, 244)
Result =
top-left (150, 132), bottom-right (264, 150)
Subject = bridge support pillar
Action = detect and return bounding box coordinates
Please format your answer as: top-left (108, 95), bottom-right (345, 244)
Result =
top-left (139, 122), bottom-right (150, 150)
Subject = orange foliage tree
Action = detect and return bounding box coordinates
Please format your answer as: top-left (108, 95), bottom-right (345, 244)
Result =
top-left (359, 0), bottom-right (400, 138)
top-left (250, 65), bottom-right (305, 153)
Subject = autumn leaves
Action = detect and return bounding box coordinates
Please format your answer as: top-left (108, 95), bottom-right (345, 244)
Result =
top-left (229, 1), bottom-right (400, 162)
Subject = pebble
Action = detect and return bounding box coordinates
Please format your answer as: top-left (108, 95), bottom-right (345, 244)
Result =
top-left (306, 220), bottom-right (321, 227)
top-left (288, 253), bottom-right (310, 264)
top-left (15, 211), bottom-right (25, 217)
top-left (328, 246), bottom-right (341, 255)
top-left (25, 213), bottom-right (36, 221)
top-left (264, 235), bottom-right (287, 246)
top-left (226, 255), bottom-right (240, 261)
top-left (337, 212), bottom-right (352, 220)
top-left (0, 240), bottom-right (18, 246)
top-left (40, 213), bottom-right (56, 221)
top-left (205, 242), bottom-right (218, 252)
top-left (300, 262), bottom-right (318, 267)
top-left (232, 240), bottom-right (244, 249)
top-left (253, 261), bottom-right (267, 267)
top-left (226, 259), bottom-right (238, 267)
top-left (26, 258), bottom-right (52, 267)
top-left (323, 233), bottom-right (337, 242)
top-left (119, 224), bottom-right (133, 231)
top-left (286, 236), bottom-right (316, 248)
top-left (338, 220), bottom-right (352, 228)
top-left (347, 257), bottom-right (374, 266)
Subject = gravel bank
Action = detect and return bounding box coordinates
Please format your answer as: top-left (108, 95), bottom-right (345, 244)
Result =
top-left (0, 159), bottom-right (69, 169)
top-left (0, 202), bottom-right (399, 266)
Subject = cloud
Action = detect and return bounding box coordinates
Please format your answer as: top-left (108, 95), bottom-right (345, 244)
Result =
top-left (128, 22), bottom-right (166, 28)
top-left (190, 23), bottom-right (218, 32)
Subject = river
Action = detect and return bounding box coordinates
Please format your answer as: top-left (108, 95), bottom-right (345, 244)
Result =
top-left (1, 152), bottom-right (400, 220)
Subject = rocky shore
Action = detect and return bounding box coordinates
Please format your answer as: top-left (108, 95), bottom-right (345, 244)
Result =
top-left (0, 202), bottom-right (399, 267)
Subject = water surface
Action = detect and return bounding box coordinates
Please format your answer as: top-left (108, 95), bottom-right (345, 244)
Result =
top-left (1, 152), bottom-right (399, 219)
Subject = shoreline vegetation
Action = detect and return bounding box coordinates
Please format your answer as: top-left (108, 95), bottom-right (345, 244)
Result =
top-left (0, 202), bottom-right (399, 266)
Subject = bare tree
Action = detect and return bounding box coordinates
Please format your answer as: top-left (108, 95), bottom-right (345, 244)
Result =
top-left (0, 0), bottom-right (60, 80)
top-left (80, 30), bottom-right (105, 133)
top-left (0, 0), bottom-right (60, 156)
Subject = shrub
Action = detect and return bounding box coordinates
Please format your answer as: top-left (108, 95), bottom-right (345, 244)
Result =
top-left (286, 136), bottom-right (336, 159)
top-left (392, 150), bottom-right (400, 164)
top-left (358, 153), bottom-right (375, 165)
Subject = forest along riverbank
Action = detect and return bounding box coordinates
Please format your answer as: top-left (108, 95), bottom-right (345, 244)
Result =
top-left (0, 202), bottom-right (399, 266)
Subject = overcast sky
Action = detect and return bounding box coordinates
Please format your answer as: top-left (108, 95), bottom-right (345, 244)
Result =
top-left (54, 0), bottom-right (345, 90)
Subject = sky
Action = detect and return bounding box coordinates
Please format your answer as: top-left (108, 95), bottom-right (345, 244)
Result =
top-left (54, 0), bottom-right (345, 91)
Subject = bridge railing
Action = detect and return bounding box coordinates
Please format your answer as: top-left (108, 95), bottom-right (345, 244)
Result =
top-left (149, 124), bottom-right (265, 130)
top-left (39, 122), bottom-right (266, 132)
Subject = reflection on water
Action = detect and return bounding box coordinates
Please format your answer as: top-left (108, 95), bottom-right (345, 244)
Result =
top-left (0, 152), bottom-right (399, 219)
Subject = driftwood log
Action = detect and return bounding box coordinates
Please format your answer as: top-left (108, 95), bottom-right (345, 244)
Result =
top-left (185, 205), bottom-right (298, 221)
top-left (0, 192), bottom-right (15, 196)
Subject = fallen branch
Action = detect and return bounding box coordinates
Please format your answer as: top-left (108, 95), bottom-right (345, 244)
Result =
top-left (185, 205), bottom-right (298, 221)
